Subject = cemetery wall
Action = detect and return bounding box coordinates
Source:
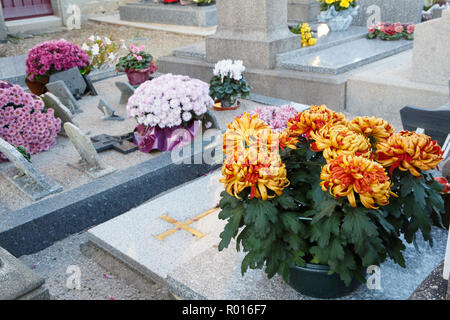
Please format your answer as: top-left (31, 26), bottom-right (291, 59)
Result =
top-left (52, 0), bottom-right (129, 24)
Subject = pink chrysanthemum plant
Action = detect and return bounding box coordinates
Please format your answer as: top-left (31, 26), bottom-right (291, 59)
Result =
top-left (25, 39), bottom-right (90, 82)
top-left (251, 105), bottom-right (298, 131)
top-left (0, 81), bottom-right (61, 161)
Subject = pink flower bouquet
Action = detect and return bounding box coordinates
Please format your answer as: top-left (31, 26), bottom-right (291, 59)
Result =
top-left (127, 74), bottom-right (214, 152)
top-left (0, 81), bottom-right (61, 161)
top-left (367, 22), bottom-right (415, 41)
top-left (26, 40), bottom-right (90, 81)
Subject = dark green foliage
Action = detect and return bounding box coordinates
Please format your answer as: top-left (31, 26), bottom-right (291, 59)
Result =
top-left (16, 146), bottom-right (31, 163)
top-left (116, 50), bottom-right (154, 72)
top-left (209, 75), bottom-right (250, 106)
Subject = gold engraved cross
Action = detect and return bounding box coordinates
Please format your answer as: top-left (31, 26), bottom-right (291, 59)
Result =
top-left (154, 206), bottom-right (219, 241)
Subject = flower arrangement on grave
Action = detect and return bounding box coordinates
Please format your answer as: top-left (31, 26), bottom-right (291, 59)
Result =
top-left (193, 0), bottom-right (213, 5)
top-left (0, 81), bottom-right (61, 161)
top-left (209, 60), bottom-right (250, 111)
top-left (367, 23), bottom-right (415, 41)
top-left (317, 0), bottom-right (359, 32)
top-left (251, 105), bottom-right (298, 131)
top-left (81, 35), bottom-right (119, 71)
top-left (25, 39), bottom-right (90, 95)
top-left (116, 44), bottom-right (157, 86)
top-left (217, 105), bottom-right (445, 298)
top-left (127, 74), bottom-right (214, 152)
top-left (291, 23), bottom-right (317, 47)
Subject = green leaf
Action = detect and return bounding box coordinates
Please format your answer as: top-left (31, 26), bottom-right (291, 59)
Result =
top-left (312, 199), bottom-right (337, 224)
top-left (280, 212), bottom-right (302, 233)
top-left (218, 204), bottom-right (245, 251)
top-left (342, 208), bottom-right (378, 244)
top-left (245, 199), bottom-right (278, 237)
top-left (274, 191), bottom-right (297, 210)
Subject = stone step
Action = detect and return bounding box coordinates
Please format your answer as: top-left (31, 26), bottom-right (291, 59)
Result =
top-left (5, 16), bottom-right (63, 34)
top-left (277, 25), bottom-right (368, 63)
top-left (279, 38), bottom-right (413, 75)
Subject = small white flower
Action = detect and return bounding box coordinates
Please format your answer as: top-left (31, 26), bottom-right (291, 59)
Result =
top-left (108, 52), bottom-right (116, 61)
top-left (182, 111), bottom-right (193, 122)
top-left (81, 43), bottom-right (90, 51)
top-left (91, 43), bottom-right (100, 56)
top-left (89, 35), bottom-right (95, 42)
top-left (104, 37), bottom-right (112, 45)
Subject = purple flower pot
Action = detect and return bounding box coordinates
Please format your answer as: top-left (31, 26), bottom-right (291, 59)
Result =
top-left (125, 67), bottom-right (153, 86)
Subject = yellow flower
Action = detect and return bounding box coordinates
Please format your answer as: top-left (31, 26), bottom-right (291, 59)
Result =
top-left (340, 0), bottom-right (350, 8)
top-left (220, 147), bottom-right (290, 200)
top-left (320, 155), bottom-right (395, 209)
top-left (308, 37), bottom-right (317, 46)
top-left (375, 131), bottom-right (444, 177)
top-left (310, 124), bottom-right (372, 161)
top-left (347, 116), bottom-right (394, 142)
top-left (286, 104), bottom-right (347, 139)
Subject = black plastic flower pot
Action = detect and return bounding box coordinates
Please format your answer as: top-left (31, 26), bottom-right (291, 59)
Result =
top-left (288, 263), bottom-right (362, 299)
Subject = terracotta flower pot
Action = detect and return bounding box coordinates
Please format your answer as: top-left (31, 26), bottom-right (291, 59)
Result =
top-left (25, 76), bottom-right (49, 96)
top-left (212, 99), bottom-right (240, 111)
top-left (125, 68), bottom-right (153, 86)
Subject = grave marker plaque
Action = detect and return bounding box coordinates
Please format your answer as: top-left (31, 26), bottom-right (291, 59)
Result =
top-left (49, 67), bottom-right (87, 100)
top-left (115, 81), bottom-right (136, 105)
top-left (41, 92), bottom-right (77, 136)
top-left (98, 98), bottom-right (124, 121)
top-left (0, 138), bottom-right (62, 200)
top-left (46, 81), bottom-right (82, 114)
top-left (64, 123), bottom-right (116, 178)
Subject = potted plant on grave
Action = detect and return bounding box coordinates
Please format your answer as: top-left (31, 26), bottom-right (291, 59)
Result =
top-left (291, 22), bottom-right (317, 47)
top-left (116, 44), bottom-right (157, 86)
top-left (217, 106), bottom-right (445, 298)
top-left (317, 0), bottom-right (359, 32)
top-left (193, 0), bottom-right (214, 6)
top-left (25, 40), bottom-right (90, 95)
top-left (81, 35), bottom-right (119, 71)
top-left (367, 23), bottom-right (415, 41)
top-left (126, 73), bottom-right (214, 152)
top-left (209, 60), bottom-right (250, 111)
top-left (0, 80), bottom-right (61, 161)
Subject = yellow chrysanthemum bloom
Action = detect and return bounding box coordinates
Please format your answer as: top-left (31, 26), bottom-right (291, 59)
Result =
top-left (340, 0), bottom-right (350, 8)
top-left (220, 147), bottom-right (290, 200)
top-left (286, 104), bottom-right (347, 139)
top-left (223, 112), bottom-right (270, 156)
top-left (347, 116), bottom-right (394, 142)
top-left (320, 155), bottom-right (395, 209)
top-left (310, 124), bottom-right (372, 161)
top-left (375, 131), bottom-right (444, 177)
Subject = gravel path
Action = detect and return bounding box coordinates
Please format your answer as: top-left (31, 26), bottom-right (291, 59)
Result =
top-left (0, 21), bottom-right (204, 60)
top-left (19, 232), bottom-right (172, 300)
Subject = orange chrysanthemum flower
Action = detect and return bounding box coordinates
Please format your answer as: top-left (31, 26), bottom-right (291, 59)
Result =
top-left (286, 104), bottom-right (346, 139)
top-left (320, 155), bottom-right (395, 209)
top-left (220, 147), bottom-right (290, 200)
top-left (347, 116), bottom-right (394, 142)
top-left (375, 131), bottom-right (444, 177)
top-left (310, 124), bottom-right (372, 161)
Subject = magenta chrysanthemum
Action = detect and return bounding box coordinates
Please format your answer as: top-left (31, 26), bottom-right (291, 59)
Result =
top-left (0, 81), bottom-right (61, 161)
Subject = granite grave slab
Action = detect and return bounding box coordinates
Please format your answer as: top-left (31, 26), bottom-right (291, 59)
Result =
top-left (0, 138), bottom-right (62, 201)
top-left (87, 172), bottom-right (226, 284)
top-left (49, 67), bottom-right (87, 100)
top-left (46, 80), bottom-right (82, 114)
top-left (115, 81), bottom-right (136, 105)
top-left (64, 123), bottom-right (117, 179)
top-left (98, 97), bottom-right (124, 121)
top-left (41, 92), bottom-right (77, 136)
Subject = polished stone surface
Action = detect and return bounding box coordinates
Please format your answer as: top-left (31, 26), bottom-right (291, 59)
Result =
top-left (88, 172), bottom-right (226, 283)
top-left (288, 0), bottom-right (320, 23)
top-left (167, 227), bottom-right (449, 300)
top-left (280, 38), bottom-right (413, 74)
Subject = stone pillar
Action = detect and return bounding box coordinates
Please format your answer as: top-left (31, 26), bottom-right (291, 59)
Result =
top-left (287, 0), bottom-right (320, 23)
top-left (0, 6), bottom-right (8, 41)
top-left (205, 0), bottom-right (300, 69)
top-left (352, 0), bottom-right (424, 27)
top-left (412, 10), bottom-right (450, 86)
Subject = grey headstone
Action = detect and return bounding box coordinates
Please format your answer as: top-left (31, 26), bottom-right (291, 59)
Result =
top-left (288, 0), bottom-right (320, 23)
top-left (98, 98), bottom-right (124, 121)
top-left (115, 81), bottom-right (136, 105)
top-left (83, 74), bottom-right (98, 96)
top-left (0, 247), bottom-right (50, 300)
top-left (46, 80), bottom-right (82, 114)
top-left (49, 67), bottom-right (87, 100)
top-left (64, 123), bottom-right (116, 179)
top-left (0, 138), bottom-right (63, 201)
top-left (41, 92), bottom-right (78, 136)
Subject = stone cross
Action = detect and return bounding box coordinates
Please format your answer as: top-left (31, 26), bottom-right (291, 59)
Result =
top-left (49, 67), bottom-right (87, 100)
top-left (41, 92), bottom-right (77, 136)
top-left (115, 81), bottom-right (136, 105)
top-left (64, 123), bottom-right (116, 178)
top-left (206, 0), bottom-right (300, 69)
top-left (0, 138), bottom-right (62, 200)
top-left (98, 97), bottom-right (124, 121)
top-left (412, 9), bottom-right (450, 86)
top-left (46, 80), bottom-right (82, 114)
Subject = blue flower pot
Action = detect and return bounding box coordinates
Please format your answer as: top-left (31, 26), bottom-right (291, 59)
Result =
top-left (318, 6), bottom-right (359, 32)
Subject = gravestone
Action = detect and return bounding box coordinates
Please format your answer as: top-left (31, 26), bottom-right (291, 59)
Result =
top-left (412, 10), bottom-right (450, 86)
top-left (288, 0), bottom-right (320, 23)
top-left (41, 92), bottom-right (77, 136)
top-left (83, 74), bottom-right (98, 96)
top-left (90, 133), bottom-right (138, 154)
top-left (46, 80), bottom-right (82, 114)
top-left (115, 81), bottom-right (136, 105)
top-left (0, 247), bottom-right (50, 300)
top-left (64, 123), bottom-right (116, 178)
top-left (49, 67), bottom-right (87, 100)
top-left (0, 138), bottom-right (63, 200)
top-left (98, 98), bottom-right (124, 121)
top-left (206, 0), bottom-right (300, 69)
top-left (352, 0), bottom-right (424, 27)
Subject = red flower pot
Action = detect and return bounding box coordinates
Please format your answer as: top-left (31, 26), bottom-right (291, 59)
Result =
top-left (25, 76), bottom-right (50, 96)
top-left (125, 67), bottom-right (153, 86)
